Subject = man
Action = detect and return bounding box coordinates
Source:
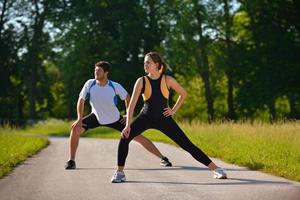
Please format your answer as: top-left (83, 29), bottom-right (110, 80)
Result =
top-left (65, 61), bottom-right (172, 169)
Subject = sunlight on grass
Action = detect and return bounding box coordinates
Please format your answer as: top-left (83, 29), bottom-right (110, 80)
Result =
top-left (25, 118), bottom-right (72, 136)
top-left (0, 132), bottom-right (48, 178)
top-left (175, 121), bottom-right (300, 181)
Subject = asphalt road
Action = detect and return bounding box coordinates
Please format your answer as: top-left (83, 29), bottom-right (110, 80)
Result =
top-left (0, 137), bottom-right (299, 200)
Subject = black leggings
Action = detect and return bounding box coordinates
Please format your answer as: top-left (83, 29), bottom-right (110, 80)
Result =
top-left (118, 113), bottom-right (212, 166)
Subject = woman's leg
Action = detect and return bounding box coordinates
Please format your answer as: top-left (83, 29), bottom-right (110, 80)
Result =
top-left (153, 117), bottom-right (213, 167)
top-left (117, 114), bottom-right (151, 170)
top-left (155, 117), bottom-right (227, 178)
top-left (112, 114), bottom-right (155, 183)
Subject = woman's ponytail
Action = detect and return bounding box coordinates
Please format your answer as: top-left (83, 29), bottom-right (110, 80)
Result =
top-left (160, 62), bottom-right (167, 74)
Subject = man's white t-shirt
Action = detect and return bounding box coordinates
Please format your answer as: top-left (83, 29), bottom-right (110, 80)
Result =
top-left (79, 79), bottom-right (128, 125)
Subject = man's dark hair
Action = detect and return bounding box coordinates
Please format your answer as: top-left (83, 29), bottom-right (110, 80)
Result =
top-left (95, 61), bottom-right (110, 72)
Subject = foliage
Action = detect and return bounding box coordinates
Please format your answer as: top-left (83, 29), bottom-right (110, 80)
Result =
top-left (0, 0), bottom-right (299, 122)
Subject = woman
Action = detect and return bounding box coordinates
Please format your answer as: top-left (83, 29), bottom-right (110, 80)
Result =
top-left (111, 52), bottom-right (227, 183)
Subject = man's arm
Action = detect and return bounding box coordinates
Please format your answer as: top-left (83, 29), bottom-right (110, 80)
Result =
top-left (76, 98), bottom-right (85, 119)
top-left (120, 94), bottom-right (131, 125)
top-left (71, 97), bottom-right (85, 129)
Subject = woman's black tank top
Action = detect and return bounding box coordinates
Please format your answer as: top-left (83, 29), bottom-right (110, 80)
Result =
top-left (141, 75), bottom-right (169, 118)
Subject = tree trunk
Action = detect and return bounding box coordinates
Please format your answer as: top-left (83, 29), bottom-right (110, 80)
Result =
top-left (268, 99), bottom-right (276, 122)
top-left (28, 1), bottom-right (49, 119)
top-left (0, 0), bottom-right (8, 40)
top-left (223, 0), bottom-right (236, 120)
top-left (17, 88), bottom-right (24, 122)
top-left (201, 70), bottom-right (215, 123)
top-left (194, 2), bottom-right (214, 122)
top-left (292, 0), bottom-right (300, 34)
top-left (288, 94), bottom-right (300, 119)
top-left (144, 0), bottom-right (159, 52)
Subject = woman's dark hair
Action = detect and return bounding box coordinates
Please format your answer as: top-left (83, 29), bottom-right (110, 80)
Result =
top-left (95, 61), bottom-right (110, 72)
top-left (145, 52), bottom-right (167, 74)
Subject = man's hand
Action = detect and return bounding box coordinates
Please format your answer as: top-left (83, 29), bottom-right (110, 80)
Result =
top-left (121, 126), bottom-right (131, 139)
top-left (71, 119), bottom-right (83, 132)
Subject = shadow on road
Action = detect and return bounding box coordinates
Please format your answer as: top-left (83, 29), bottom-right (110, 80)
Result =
top-left (124, 178), bottom-right (292, 186)
top-left (76, 166), bottom-right (249, 172)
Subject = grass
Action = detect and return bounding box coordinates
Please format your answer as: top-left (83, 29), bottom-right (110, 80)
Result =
top-left (24, 118), bottom-right (71, 136)
top-left (0, 119), bottom-right (299, 181)
top-left (144, 121), bottom-right (300, 181)
top-left (0, 126), bottom-right (49, 178)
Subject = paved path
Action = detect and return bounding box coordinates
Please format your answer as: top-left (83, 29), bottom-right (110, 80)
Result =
top-left (0, 137), bottom-right (299, 200)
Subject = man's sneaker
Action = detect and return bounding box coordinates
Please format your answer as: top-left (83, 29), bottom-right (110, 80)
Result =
top-left (160, 156), bottom-right (172, 167)
top-left (65, 160), bottom-right (76, 170)
top-left (111, 171), bottom-right (126, 183)
top-left (214, 167), bottom-right (227, 179)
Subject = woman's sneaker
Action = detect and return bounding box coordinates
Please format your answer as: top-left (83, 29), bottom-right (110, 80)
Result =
top-left (65, 160), bottom-right (76, 170)
top-left (160, 156), bottom-right (172, 167)
top-left (214, 167), bottom-right (227, 179)
top-left (111, 171), bottom-right (126, 183)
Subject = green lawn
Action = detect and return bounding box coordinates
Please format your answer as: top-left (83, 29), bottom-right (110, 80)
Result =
top-left (143, 122), bottom-right (300, 182)
top-left (0, 119), bottom-right (299, 181)
top-left (0, 128), bottom-right (48, 178)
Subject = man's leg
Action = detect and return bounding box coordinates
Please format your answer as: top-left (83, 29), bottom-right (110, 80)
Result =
top-left (133, 135), bottom-right (172, 166)
top-left (66, 113), bottom-right (99, 169)
top-left (65, 126), bottom-right (85, 169)
top-left (69, 126), bottom-right (85, 161)
top-left (133, 135), bottom-right (163, 159)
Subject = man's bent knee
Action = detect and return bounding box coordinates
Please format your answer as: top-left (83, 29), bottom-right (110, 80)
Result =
top-left (70, 126), bottom-right (85, 137)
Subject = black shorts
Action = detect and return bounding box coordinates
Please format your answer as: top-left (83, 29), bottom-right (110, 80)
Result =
top-left (82, 113), bottom-right (125, 132)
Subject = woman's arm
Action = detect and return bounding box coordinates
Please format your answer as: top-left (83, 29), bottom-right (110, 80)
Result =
top-left (124, 94), bottom-right (131, 109)
top-left (122, 77), bottom-right (143, 138)
top-left (163, 75), bottom-right (187, 117)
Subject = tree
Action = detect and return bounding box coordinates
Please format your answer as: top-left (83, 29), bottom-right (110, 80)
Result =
top-left (236, 0), bottom-right (300, 121)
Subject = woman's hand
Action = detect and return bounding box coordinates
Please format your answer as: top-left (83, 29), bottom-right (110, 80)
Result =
top-left (120, 115), bottom-right (127, 125)
top-left (121, 126), bottom-right (131, 139)
top-left (163, 107), bottom-right (175, 117)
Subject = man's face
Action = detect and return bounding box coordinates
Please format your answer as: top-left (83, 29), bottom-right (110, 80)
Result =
top-left (94, 66), bottom-right (107, 80)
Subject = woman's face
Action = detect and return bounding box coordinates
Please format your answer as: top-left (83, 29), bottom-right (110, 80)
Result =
top-left (144, 55), bottom-right (158, 73)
